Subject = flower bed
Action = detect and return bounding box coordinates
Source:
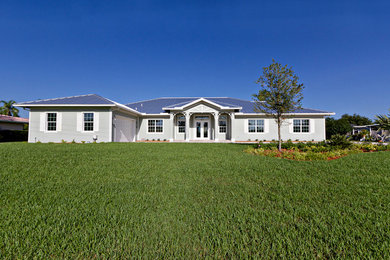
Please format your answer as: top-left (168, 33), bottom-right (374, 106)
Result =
top-left (245, 139), bottom-right (390, 161)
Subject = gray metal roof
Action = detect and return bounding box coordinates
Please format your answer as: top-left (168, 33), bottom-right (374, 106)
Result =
top-left (18, 94), bottom-right (115, 105)
top-left (126, 97), bottom-right (332, 114)
top-left (17, 94), bottom-right (333, 114)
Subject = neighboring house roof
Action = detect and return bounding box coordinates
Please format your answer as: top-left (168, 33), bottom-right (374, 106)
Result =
top-left (353, 124), bottom-right (380, 129)
top-left (126, 97), bottom-right (333, 115)
top-left (16, 94), bottom-right (115, 106)
top-left (0, 115), bottom-right (29, 124)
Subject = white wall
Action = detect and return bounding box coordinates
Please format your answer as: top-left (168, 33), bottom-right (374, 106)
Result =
top-left (232, 115), bottom-right (326, 142)
top-left (138, 116), bottom-right (172, 141)
top-left (28, 108), bottom-right (112, 143)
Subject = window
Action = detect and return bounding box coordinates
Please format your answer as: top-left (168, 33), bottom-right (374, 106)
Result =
top-left (47, 113), bottom-right (57, 131)
top-left (148, 119), bottom-right (163, 133)
top-left (248, 119), bottom-right (264, 133)
top-left (177, 116), bottom-right (185, 133)
top-left (84, 113), bottom-right (94, 131)
top-left (219, 115), bottom-right (227, 133)
top-left (293, 119), bottom-right (310, 133)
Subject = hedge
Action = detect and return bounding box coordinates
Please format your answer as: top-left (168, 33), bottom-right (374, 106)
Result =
top-left (0, 130), bottom-right (28, 142)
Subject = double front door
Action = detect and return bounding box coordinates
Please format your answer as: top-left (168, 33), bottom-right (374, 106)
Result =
top-left (195, 120), bottom-right (210, 139)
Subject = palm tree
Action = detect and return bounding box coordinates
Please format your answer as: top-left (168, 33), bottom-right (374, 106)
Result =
top-left (375, 109), bottom-right (390, 130)
top-left (0, 100), bottom-right (20, 117)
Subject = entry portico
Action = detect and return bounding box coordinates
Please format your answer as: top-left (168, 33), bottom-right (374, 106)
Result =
top-left (167, 98), bottom-right (238, 142)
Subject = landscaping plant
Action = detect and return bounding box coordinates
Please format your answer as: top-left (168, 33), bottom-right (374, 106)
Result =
top-left (253, 60), bottom-right (304, 151)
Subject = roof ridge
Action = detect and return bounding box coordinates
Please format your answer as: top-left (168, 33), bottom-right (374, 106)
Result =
top-left (126, 97), bottom-right (247, 105)
top-left (20, 94), bottom-right (96, 104)
top-left (164, 100), bottom-right (196, 108)
top-left (125, 97), bottom-right (175, 105)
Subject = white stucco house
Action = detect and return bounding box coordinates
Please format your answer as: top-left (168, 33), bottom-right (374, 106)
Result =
top-left (16, 94), bottom-right (335, 143)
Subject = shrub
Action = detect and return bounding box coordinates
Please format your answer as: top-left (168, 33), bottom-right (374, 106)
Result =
top-left (61, 139), bottom-right (66, 144)
top-left (328, 134), bottom-right (352, 149)
top-left (281, 139), bottom-right (294, 149)
top-left (0, 130), bottom-right (28, 142)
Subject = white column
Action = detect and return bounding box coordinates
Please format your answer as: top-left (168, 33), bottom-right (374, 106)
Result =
top-left (230, 113), bottom-right (235, 142)
top-left (170, 113), bottom-right (175, 142)
top-left (185, 112), bottom-right (190, 142)
top-left (214, 113), bottom-right (219, 142)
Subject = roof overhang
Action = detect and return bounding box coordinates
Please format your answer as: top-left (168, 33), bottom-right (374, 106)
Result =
top-left (235, 112), bottom-right (336, 116)
top-left (162, 98), bottom-right (242, 111)
top-left (15, 103), bottom-right (143, 116)
top-left (14, 104), bottom-right (116, 107)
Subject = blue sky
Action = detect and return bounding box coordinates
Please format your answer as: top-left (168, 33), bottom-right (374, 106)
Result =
top-left (1, 0), bottom-right (389, 119)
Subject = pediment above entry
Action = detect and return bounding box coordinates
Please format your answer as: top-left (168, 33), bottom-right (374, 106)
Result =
top-left (162, 98), bottom-right (242, 114)
top-left (185, 103), bottom-right (219, 113)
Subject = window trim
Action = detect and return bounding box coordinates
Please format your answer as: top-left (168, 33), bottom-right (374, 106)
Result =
top-left (218, 117), bottom-right (227, 134)
top-left (292, 119), bottom-right (311, 134)
top-left (147, 119), bottom-right (164, 134)
top-left (247, 119), bottom-right (265, 134)
top-left (45, 112), bottom-right (58, 133)
top-left (82, 112), bottom-right (95, 132)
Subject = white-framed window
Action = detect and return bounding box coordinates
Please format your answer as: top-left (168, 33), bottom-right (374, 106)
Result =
top-left (83, 112), bottom-right (94, 131)
top-left (219, 115), bottom-right (227, 133)
top-left (148, 119), bottom-right (163, 133)
top-left (177, 116), bottom-right (185, 133)
top-left (293, 119), bottom-right (310, 133)
top-left (47, 113), bottom-right (57, 131)
top-left (248, 119), bottom-right (264, 133)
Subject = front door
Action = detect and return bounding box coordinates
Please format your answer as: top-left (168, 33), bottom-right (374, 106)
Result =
top-left (195, 120), bottom-right (210, 139)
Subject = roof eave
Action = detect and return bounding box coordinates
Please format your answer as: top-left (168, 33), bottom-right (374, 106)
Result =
top-left (112, 103), bottom-right (142, 116)
top-left (14, 104), bottom-right (116, 107)
top-left (236, 112), bottom-right (335, 116)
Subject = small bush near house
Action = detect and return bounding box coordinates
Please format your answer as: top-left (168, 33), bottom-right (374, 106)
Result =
top-left (0, 130), bottom-right (28, 142)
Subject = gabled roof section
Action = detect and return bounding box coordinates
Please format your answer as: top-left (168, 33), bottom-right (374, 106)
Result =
top-left (15, 94), bottom-right (115, 106)
top-left (126, 97), bottom-right (334, 115)
top-left (126, 97), bottom-right (198, 114)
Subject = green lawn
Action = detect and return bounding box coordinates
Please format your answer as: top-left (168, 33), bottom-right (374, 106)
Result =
top-left (0, 143), bottom-right (389, 258)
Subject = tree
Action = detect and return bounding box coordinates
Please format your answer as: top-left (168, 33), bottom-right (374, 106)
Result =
top-left (253, 60), bottom-right (304, 151)
top-left (340, 113), bottom-right (372, 126)
top-left (325, 117), bottom-right (352, 139)
top-left (375, 109), bottom-right (390, 130)
top-left (0, 100), bottom-right (19, 117)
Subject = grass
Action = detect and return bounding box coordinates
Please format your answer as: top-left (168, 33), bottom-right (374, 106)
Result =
top-left (0, 143), bottom-right (389, 258)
